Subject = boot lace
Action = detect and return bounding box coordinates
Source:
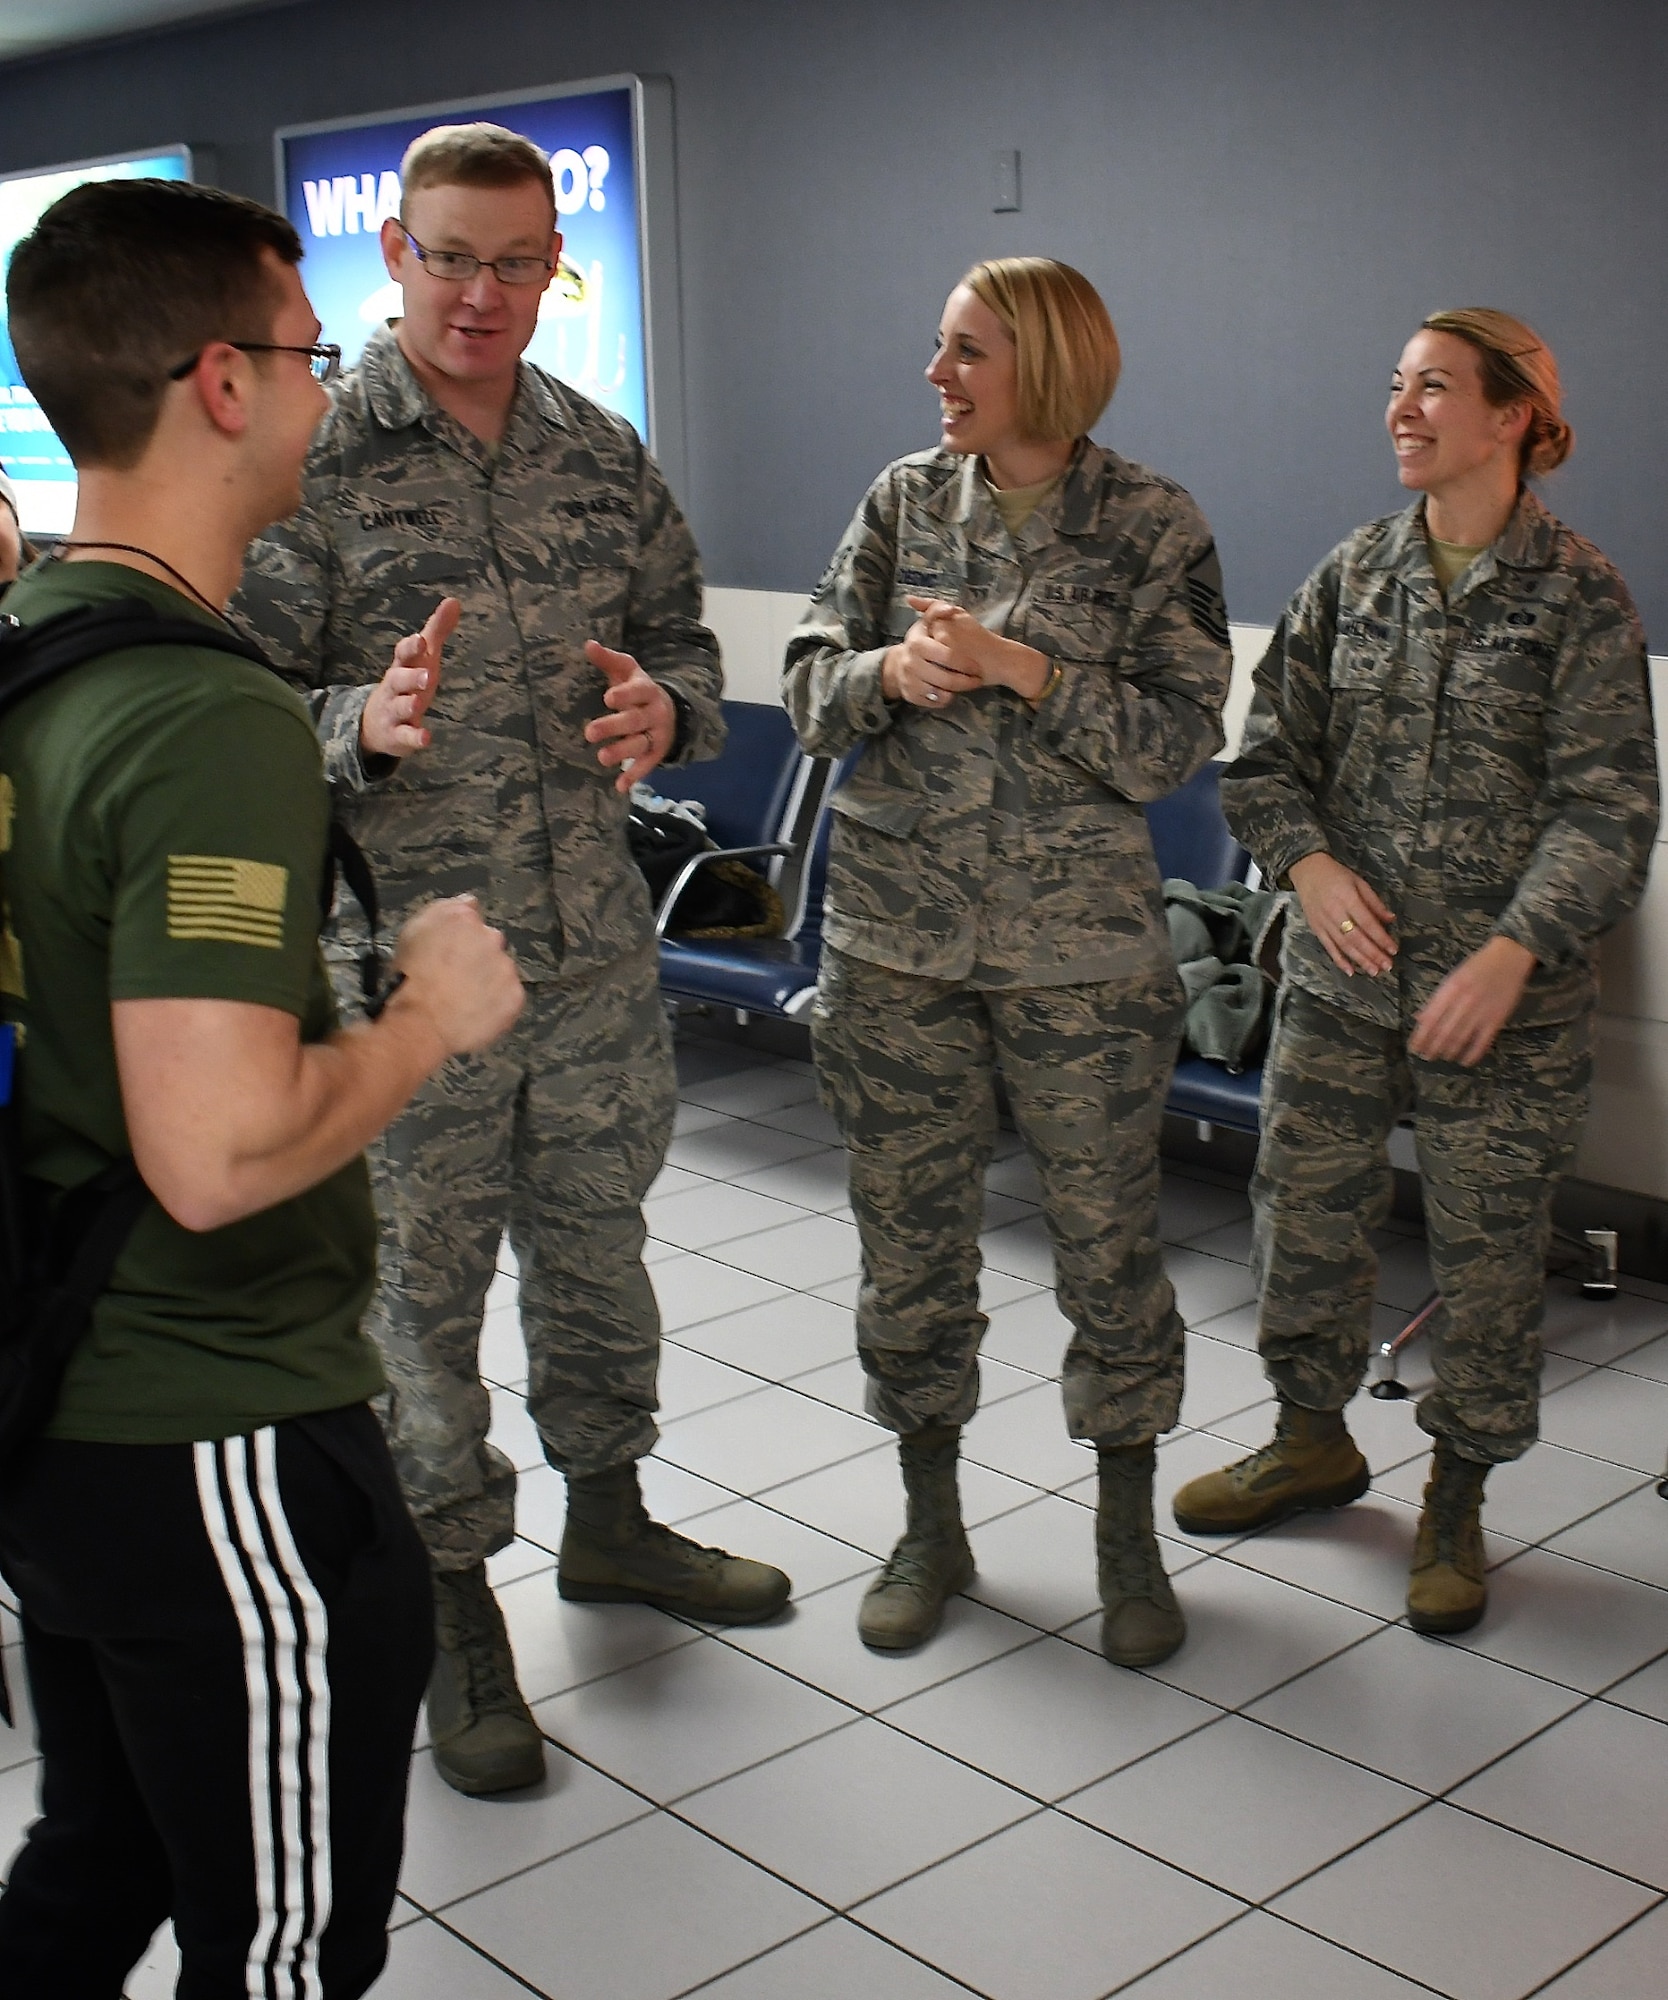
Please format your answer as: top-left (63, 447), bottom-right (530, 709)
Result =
top-left (1101, 1533), bottom-right (1167, 1602)
top-left (1421, 1469), bottom-right (1485, 1575)
top-left (873, 1534), bottom-right (962, 1598)
top-left (1224, 1409), bottom-right (1339, 1494)
top-left (635, 1518), bottom-right (728, 1573)
top-left (436, 1575), bottom-right (523, 1714)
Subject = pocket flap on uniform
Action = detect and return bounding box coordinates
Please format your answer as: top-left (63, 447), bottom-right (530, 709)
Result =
top-left (1328, 644), bottom-right (1389, 693)
top-left (829, 780), bottom-right (927, 838)
top-left (1446, 650), bottom-right (1548, 709)
top-left (1028, 816), bottom-right (1132, 854)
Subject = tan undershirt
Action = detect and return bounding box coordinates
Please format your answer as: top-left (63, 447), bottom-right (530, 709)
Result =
top-left (1428, 533), bottom-right (1488, 599)
top-left (985, 468), bottom-right (1062, 537)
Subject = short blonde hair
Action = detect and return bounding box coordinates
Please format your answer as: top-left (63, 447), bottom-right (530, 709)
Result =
top-left (399, 123), bottom-right (555, 221)
top-left (1421, 307), bottom-right (1573, 476)
top-left (962, 257), bottom-right (1120, 443)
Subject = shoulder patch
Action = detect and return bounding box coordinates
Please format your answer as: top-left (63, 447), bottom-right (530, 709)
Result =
top-left (1185, 544), bottom-right (1231, 647)
top-left (166, 855), bottom-right (288, 949)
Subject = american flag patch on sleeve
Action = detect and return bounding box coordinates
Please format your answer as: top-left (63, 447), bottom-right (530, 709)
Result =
top-left (166, 855), bottom-right (289, 948)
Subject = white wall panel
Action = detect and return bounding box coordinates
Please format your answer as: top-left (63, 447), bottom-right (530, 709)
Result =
top-left (1598, 851), bottom-right (1668, 1027)
top-left (1579, 1014), bottom-right (1668, 1197)
top-left (704, 586), bottom-right (806, 705)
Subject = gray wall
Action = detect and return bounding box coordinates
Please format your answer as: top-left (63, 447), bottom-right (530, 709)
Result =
top-left (2, 0), bottom-right (1665, 633)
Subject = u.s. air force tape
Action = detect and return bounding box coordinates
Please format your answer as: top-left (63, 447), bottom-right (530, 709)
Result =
top-left (1185, 545), bottom-right (1230, 647)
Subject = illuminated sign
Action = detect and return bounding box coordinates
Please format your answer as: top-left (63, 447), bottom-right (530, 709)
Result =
top-left (0, 146), bottom-right (192, 536)
top-left (277, 76), bottom-right (680, 464)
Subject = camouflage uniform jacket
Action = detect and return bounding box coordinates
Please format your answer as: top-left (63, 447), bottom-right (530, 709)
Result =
top-left (1222, 491), bottom-right (1659, 1028)
top-left (784, 442), bottom-right (1231, 987)
top-left (234, 324), bottom-right (724, 982)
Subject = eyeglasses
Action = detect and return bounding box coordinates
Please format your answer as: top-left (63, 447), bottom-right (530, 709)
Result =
top-left (166, 342), bottom-right (343, 384)
top-left (402, 231), bottom-right (554, 286)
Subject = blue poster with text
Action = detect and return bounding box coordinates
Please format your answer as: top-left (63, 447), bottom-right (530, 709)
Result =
top-left (282, 86), bottom-right (646, 440)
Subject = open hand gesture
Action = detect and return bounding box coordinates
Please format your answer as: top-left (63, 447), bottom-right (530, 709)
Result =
top-left (359, 596), bottom-right (460, 759)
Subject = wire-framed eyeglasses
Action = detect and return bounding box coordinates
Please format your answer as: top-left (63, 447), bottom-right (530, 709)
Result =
top-left (402, 231), bottom-right (555, 286)
top-left (167, 342), bottom-right (344, 384)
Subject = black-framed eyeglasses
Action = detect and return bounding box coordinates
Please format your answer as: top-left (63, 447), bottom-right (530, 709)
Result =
top-left (167, 341), bottom-right (343, 384)
top-left (403, 231), bottom-right (555, 287)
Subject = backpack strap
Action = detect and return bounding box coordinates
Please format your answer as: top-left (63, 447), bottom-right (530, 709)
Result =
top-left (0, 598), bottom-right (400, 1009)
top-left (323, 818), bottom-right (405, 1020)
top-left (0, 600), bottom-right (275, 717)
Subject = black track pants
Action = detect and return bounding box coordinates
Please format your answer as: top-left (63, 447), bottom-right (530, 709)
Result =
top-left (0, 1403), bottom-right (433, 1999)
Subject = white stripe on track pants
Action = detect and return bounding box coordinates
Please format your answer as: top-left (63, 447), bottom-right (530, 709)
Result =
top-left (0, 1403), bottom-right (432, 1999)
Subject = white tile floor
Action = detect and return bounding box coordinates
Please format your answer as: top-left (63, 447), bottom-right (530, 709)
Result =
top-left (4, 1022), bottom-right (1668, 1998)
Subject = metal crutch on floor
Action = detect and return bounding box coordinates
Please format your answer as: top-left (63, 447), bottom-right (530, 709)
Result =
top-left (1369, 1228), bottom-right (1621, 1401)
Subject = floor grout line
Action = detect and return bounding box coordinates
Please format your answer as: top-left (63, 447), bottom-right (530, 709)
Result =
top-left (1515, 1894), bottom-right (1668, 1998)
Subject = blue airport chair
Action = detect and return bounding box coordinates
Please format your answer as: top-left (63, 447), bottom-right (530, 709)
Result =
top-left (654, 703), bottom-right (843, 1022)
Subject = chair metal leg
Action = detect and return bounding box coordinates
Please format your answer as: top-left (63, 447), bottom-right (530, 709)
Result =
top-left (1581, 1228), bottom-right (1619, 1299)
top-left (1369, 1291), bottom-right (1443, 1401)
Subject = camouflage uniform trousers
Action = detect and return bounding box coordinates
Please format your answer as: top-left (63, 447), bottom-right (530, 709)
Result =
top-left (812, 947), bottom-right (1188, 1445)
top-left (1251, 983), bottom-right (1593, 1465)
top-left (342, 941), bottom-right (676, 1570)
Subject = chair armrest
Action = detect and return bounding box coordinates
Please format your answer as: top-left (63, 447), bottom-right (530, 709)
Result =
top-left (653, 843), bottom-right (793, 940)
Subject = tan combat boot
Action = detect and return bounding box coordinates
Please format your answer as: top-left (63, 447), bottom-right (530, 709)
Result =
top-left (1097, 1442), bottom-right (1186, 1667)
top-left (559, 1463), bottom-right (791, 1623)
top-left (1171, 1400), bottom-right (1370, 1535)
top-left (427, 1564), bottom-right (546, 1796)
top-left (857, 1423), bottom-right (975, 1652)
top-left (1407, 1442), bottom-right (1490, 1634)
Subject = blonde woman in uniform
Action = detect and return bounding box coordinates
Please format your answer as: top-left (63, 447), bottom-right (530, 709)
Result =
top-left (1174, 310), bottom-right (1658, 1632)
top-left (785, 259), bottom-right (1232, 1666)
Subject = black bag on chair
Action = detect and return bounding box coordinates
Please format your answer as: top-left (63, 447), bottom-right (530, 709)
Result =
top-left (626, 799), bottom-right (711, 906)
top-left (626, 801), bottom-right (783, 937)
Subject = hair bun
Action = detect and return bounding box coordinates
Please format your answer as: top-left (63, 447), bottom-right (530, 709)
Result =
top-left (1526, 416), bottom-right (1574, 477)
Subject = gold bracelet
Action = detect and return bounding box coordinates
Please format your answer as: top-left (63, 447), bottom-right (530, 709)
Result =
top-left (1033, 658), bottom-right (1063, 706)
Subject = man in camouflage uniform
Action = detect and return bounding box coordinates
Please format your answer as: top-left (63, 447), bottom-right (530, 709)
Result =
top-left (1174, 483), bottom-right (1658, 1627)
top-left (236, 124), bottom-right (789, 1798)
top-left (787, 397), bottom-right (1231, 1666)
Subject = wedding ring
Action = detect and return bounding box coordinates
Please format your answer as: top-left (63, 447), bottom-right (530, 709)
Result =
top-left (1339, 917), bottom-right (1356, 935)
top-left (925, 689), bottom-right (940, 703)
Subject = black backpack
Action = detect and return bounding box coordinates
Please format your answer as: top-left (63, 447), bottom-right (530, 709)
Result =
top-left (0, 598), bottom-right (397, 1513)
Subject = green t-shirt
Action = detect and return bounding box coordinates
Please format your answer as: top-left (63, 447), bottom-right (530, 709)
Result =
top-left (0, 560), bottom-right (383, 1443)
top-left (1428, 533), bottom-right (1488, 600)
top-left (984, 467), bottom-right (1062, 538)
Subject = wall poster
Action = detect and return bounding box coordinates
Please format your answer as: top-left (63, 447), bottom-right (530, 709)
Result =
top-left (277, 76), bottom-right (683, 484)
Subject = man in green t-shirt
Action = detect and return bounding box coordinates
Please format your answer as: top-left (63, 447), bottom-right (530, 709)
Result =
top-left (0, 181), bottom-right (523, 1999)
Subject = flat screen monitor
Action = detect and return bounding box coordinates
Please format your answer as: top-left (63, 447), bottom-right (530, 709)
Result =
top-left (0, 146), bottom-right (193, 536)
top-left (276, 75), bottom-right (683, 489)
